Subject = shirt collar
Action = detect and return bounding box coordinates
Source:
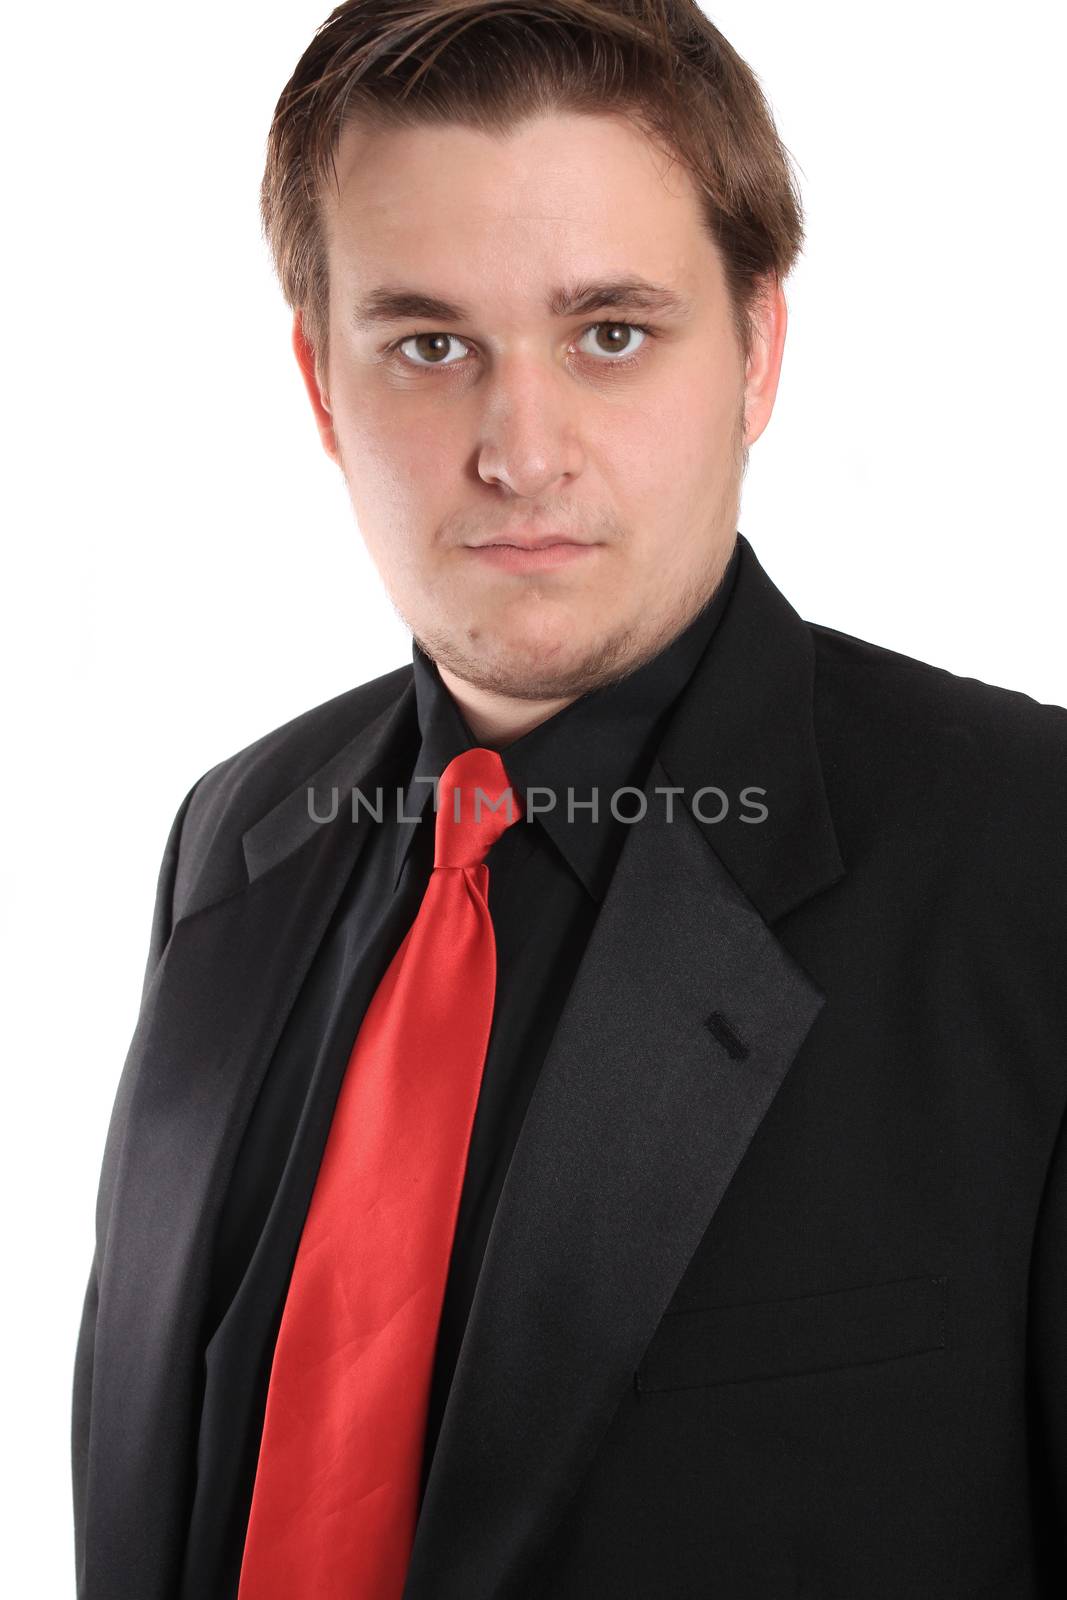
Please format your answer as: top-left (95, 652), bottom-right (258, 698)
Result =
top-left (392, 536), bottom-right (740, 900)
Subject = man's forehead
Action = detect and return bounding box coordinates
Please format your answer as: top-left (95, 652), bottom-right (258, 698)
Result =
top-left (329, 108), bottom-right (701, 220)
top-left (324, 113), bottom-right (716, 318)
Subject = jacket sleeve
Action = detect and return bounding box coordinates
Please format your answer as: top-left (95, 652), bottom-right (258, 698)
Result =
top-left (1029, 1085), bottom-right (1067, 1577)
top-left (71, 776), bottom-right (202, 1596)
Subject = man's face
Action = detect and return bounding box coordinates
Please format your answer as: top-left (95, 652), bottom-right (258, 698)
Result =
top-left (303, 110), bottom-right (783, 701)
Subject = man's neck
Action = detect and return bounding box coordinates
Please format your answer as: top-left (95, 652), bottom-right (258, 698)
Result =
top-left (435, 664), bottom-right (577, 748)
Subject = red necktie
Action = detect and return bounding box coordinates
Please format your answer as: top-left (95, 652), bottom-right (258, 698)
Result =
top-left (236, 746), bottom-right (523, 1599)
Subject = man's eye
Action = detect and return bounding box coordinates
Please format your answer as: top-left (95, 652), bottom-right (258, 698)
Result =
top-left (395, 332), bottom-right (469, 368)
top-left (391, 321), bottom-right (651, 369)
top-left (575, 322), bottom-right (649, 362)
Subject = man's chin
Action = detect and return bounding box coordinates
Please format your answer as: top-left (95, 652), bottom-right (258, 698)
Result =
top-left (427, 622), bottom-right (647, 703)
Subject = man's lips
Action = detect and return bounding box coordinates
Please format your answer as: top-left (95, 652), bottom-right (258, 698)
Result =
top-left (464, 538), bottom-right (601, 572)
top-left (471, 533), bottom-right (591, 550)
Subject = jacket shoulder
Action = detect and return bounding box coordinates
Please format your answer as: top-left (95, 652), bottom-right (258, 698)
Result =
top-left (807, 619), bottom-right (1067, 901)
top-left (171, 663), bottom-right (412, 919)
top-left (810, 618), bottom-right (1067, 761)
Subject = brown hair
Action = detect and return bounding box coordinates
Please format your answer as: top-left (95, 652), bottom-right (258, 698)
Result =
top-left (260, 0), bottom-right (804, 395)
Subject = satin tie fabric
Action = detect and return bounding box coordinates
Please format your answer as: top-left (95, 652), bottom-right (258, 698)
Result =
top-left (236, 746), bottom-right (523, 1598)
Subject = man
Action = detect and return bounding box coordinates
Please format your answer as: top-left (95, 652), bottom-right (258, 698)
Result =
top-left (72, 3), bottom-right (1067, 1596)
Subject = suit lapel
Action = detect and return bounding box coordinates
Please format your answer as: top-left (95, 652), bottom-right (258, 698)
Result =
top-left (85, 679), bottom-right (420, 1596)
top-left (402, 537), bottom-right (846, 1597)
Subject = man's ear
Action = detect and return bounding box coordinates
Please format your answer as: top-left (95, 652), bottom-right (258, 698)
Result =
top-left (292, 309), bottom-right (339, 464)
top-left (742, 274), bottom-right (788, 450)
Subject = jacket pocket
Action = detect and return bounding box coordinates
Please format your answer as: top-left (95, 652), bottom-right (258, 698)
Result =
top-left (635, 1273), bottom-right (948, 1393)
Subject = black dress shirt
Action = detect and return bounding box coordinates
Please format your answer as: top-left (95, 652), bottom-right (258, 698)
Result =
top-left (176, 536), bottom-right (740, 1599)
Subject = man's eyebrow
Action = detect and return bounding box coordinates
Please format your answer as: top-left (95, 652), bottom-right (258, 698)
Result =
top-left (351, 277), bottom-right (693, 328)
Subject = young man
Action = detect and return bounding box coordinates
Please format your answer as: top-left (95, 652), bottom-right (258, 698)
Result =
top-left (72, 4), bottom-right (1067, 1597)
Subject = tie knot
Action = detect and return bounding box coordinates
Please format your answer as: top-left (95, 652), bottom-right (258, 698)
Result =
top-left (434, 746), bottom-right (523, 869)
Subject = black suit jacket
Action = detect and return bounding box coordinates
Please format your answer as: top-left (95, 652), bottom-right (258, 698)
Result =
top-left (72, 535), bottom-right (1067, 1597)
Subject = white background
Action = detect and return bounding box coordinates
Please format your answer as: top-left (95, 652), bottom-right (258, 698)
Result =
top-left (2, 2), bottom-right (1064, 1590)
